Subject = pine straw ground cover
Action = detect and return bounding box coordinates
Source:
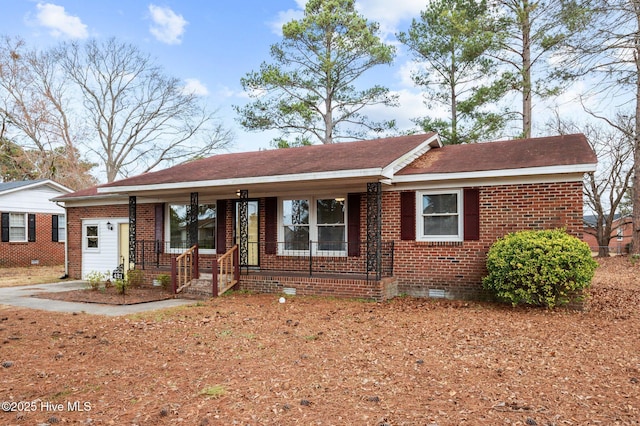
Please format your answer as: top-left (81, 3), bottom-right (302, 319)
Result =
top-left (0, 257), bottom-right (638, 425)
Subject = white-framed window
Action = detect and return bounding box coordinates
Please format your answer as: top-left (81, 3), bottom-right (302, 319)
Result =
top-left (167, 203), bottom-right (216, 253)
top-left (58, 215), bottom-right (66, 243)
top-left (617, 226), bottom-right (623, 241)
top-left (9, 213), bottom-right (27, 242)
top-left (417, 190), bottom-right (463, 242)
top-left (84, 224), bottom-right (99, 250)
top-left (280, 196), bottom-right (346, 255)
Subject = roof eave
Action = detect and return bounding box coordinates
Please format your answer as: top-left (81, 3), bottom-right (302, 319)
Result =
top-left (97, 168), bottom-right (387, 195)
top-left (391, 163), bottom-right (597, 184)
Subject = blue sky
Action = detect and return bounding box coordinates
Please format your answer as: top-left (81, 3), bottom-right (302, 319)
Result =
top-left (2, 0), bottom-right (589, 154)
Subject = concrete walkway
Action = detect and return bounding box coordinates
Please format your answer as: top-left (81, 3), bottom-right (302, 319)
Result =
top-left (0, 281), bottom-right (195, 316)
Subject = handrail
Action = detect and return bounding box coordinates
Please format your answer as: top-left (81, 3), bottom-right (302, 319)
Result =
top-left (213, 245), bottom-right (239, 296)
top-left (172, 244), bottom-right (198, 294)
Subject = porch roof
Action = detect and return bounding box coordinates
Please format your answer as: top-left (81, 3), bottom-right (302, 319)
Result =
top-left (58, 133), bottom-right (440, 200)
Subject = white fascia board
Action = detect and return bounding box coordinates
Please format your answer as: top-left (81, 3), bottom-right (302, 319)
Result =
top-left (97, 168), bottom-right (385, 194)
top-left (381, 133), bottom-right (442, 179)
top-left (0, 179), bottom-right (72, 197)
top-left (391, 163), bottom-right (596, 184)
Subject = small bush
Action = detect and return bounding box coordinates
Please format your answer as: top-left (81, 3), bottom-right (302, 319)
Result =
top-left (482, 229), bottom-right (598, 308)
top-left (126, 269), bottom-right (144, 288)
top-left (156, 273), bottom-right (171, 290)
top-left (113, 278), bottom-right (130, 295)
top-left (85, 271), bottom-right (107, 290)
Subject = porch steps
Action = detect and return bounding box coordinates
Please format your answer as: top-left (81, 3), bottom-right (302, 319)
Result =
top-left (179, 273), bottom-right (214, 299)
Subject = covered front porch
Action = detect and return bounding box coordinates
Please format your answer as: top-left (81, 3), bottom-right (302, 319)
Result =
top-left (120, 181), bottom-right (398, 301)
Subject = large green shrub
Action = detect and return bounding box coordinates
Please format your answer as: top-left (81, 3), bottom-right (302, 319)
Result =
top-left (482, 229), bottom-right (598, 308)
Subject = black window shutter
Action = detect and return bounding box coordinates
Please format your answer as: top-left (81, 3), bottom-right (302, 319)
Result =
top-left (1, 213), bottom-right (8, 242)
top-left (28, 214), bottom-right (36, 242)
top-left (52, 215), bottom-right (59, 242)
top-left (265, 197), bottom-right (278, 255)
top-left (347, 193), bottom-right (361, 257)
top-left (216, 200), bottom-right (227, 254)
top-left (463, 188), bottom-right (480, 241)
top-left (400, 191), bottom-right (416, 241)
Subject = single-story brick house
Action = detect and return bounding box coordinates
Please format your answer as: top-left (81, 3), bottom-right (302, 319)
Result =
top-left (55, 133), bottom-right (596, 301)
top-left (583, 213), bottom-right (633, 255)
top-left (0, 179), bottom-right (72, 267)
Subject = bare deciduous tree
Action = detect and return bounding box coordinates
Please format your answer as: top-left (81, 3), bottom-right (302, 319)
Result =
top-left (0, 36), bottom-right (94, 189)
top-left (548, 112), bottom-right (634, 257)
top-left (58, 38), bottom-right (233, 182)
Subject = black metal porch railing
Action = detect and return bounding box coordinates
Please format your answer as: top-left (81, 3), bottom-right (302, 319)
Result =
top-left (247, 240), bottom-right (395, 280)
top-left (132, 240), bottom-right (394, 280)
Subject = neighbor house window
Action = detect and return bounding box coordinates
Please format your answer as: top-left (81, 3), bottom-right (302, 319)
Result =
top-left (168, 203), bottom-right (216, 251)
top-left (9, 213), bottom-right (27, 242)
top-left (281, 197), bottom-right (346, 254)
top-left (2, 213), bottom-right (35, 242)
top-left (58, 215), bottom-right (66, 243)
top-left (417, 190), bottom-right (463, 242)
top-left (53, 214), bottom-right (66, 243)
top-left (85, 224), bottom-right (99, 250)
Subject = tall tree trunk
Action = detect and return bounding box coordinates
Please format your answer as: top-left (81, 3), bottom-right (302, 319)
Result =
top-left (633, 1), bottom-right (640, 254)
top-left (521, 0), bottom-right (532, 139)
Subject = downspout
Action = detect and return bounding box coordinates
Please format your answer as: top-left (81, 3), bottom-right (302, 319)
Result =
top-left (55, 201), bottom-right (69, 279)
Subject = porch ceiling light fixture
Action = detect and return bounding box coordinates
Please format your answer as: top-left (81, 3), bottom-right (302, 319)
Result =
top-left (106, 221), bottom-right (113, 231)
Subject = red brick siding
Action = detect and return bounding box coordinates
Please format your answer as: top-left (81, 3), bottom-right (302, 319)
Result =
top-left (67, 204), bottom-right (128, 279)
top-left (388, 181), bottom-right (584, 299)
top-left (66, 180), bottom-right (584, 300)
top-left (0, 213), bottom-right (65, 267)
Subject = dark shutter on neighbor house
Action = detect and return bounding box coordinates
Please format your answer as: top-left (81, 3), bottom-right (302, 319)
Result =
top-left (154, 203), bottom-right (164, 243)
top-left (1, 213), bottom-right (8, 242)
top-left (216, 199), bottom-right (227, 254)
top-left (52, 215), bottom-right (59, 242)
top-left (28, 213), bottom-right (36, 242)
top-left (265, 197), bottom-right (278, 255)
top-left (347, 193), bottom-right (361, 257)
top-left (463, 187), bottom-right (480, 241)
top-left (400, 191), bottom-right (416, 241)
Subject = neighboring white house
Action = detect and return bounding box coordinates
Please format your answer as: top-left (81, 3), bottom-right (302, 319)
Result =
top-left (0, 179), bottom-right (72, 267)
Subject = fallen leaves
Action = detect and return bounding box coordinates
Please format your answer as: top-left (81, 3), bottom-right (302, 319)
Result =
top-left (0, 257), bottom-right (639, 424)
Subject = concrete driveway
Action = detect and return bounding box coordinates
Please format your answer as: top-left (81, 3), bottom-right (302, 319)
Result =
top-left (0, 281), bottom-right (195, 316)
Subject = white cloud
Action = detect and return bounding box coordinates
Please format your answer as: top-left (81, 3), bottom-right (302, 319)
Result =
top-left (269, 0), bottom-right (424, 40)
top-left (148, 4), bottom-right (188, 45)
top-left (356, 0), bottom-right (425, 36)
top-left (35, 3), bottom-right (88, 39)
top-left (183, 78), bottom-right (209, 96)
top-left (269, 7), bottom-right (304, 35)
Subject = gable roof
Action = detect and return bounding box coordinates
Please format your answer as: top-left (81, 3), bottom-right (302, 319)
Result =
top-left (57, 132), bottom-right (596, 202)
top-left (0, 179), bottom-right (72, 196)
top-left (396, 134), bottom-right (596, 177)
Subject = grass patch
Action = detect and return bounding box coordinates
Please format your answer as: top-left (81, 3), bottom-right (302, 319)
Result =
top-left (199, 385), bottom-right (226, 398)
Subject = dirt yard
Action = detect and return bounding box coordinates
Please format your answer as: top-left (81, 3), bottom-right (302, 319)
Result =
top-left (1, 257), bottom-right (639, 425)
